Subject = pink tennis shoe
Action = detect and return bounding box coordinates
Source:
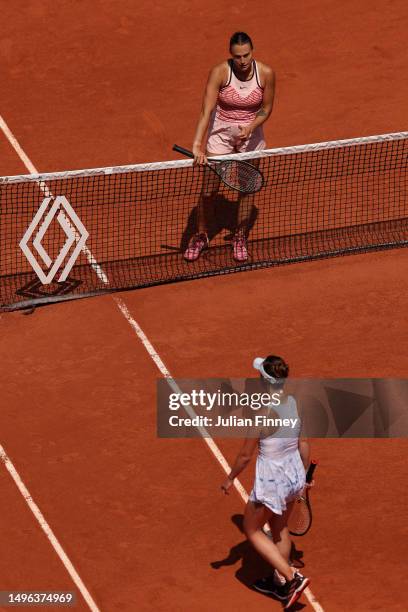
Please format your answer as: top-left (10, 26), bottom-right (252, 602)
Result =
top-left (184, 231), bottom-right (248, 262)
top-left (232, 232), bottom-right (248, 262)
top-left (183, 233), bottom-right (209, 261)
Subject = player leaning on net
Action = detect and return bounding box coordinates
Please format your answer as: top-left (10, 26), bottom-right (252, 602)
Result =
top-left (221, 356), bottom-right (311, 609)
top-left (184, 32), bottom-right (275, 262)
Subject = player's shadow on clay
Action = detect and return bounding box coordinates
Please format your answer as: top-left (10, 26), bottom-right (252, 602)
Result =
top-left (180, 196), bottom-right (258, 252)
top-left (210, 514), bottom-right (306, 610)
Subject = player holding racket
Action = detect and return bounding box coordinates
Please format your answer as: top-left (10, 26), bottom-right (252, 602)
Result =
top-left (220, 356), bottom-right (312, 609)
top-left (184, 32), bottom-right (275, 262)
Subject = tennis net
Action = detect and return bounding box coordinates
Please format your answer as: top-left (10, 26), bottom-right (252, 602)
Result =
top-left (1, 131), bottom-right (407, 311)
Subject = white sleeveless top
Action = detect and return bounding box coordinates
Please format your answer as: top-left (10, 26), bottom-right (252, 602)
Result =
top-left (249, 395), bottom-right (306, 515)
top-left (258, 395), bottom-right (302, 459)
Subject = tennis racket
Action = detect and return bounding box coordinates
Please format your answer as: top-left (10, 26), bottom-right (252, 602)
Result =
top-left (172, 144), bottom-right (264, 194)
top-left (288, 460), bottom-right (318, 537)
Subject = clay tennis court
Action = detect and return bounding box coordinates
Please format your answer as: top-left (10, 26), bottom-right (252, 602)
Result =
top-left (1, 1), bottom-right (408, 610)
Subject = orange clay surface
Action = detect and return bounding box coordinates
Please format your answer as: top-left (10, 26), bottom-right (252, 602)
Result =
top-left (1, 1), bottom-right (408, 611)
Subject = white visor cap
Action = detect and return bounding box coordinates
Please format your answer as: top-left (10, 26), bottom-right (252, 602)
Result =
top-left (253, 357), bottom-right (277, 383)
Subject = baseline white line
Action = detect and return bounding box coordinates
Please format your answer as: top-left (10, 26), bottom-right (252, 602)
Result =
top-left (0, 445), bottom-right (100, 612)
top-left (1, 115), bottom-right (324, 612)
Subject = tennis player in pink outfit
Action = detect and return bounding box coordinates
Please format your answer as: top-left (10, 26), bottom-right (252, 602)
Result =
top-left (184, 32), bottom-right (275, 262)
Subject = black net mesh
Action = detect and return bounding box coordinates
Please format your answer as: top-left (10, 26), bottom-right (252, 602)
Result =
top-left (1, 133), bottom-right (407, 310)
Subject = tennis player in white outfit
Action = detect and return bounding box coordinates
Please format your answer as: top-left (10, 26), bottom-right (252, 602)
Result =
top-left (221, 355), bottom-right (311, 609)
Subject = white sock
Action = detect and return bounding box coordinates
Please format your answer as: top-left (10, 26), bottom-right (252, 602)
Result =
top-left (273, 570), bottom-right (286, 586)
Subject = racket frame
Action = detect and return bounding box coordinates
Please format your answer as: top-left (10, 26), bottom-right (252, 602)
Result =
top-left (172, 144), bottom-right (264, 194)
top-left (288, 459), bottom-right (318, 537)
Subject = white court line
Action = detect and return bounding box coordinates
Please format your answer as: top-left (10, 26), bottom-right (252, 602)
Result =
top-left (0, 116), bottom-right (38, 174)
top-left (0, 446), bottom-right (100, 612)
top-left (0, 114), bottom-right (324, 612)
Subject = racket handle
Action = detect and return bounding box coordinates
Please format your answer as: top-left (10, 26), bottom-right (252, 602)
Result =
top-left (306, 459), bottom-right (318, 483)
top-left (173, 144), bottom-right (194, 159)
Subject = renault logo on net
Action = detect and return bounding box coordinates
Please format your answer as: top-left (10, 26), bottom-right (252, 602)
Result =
top-left (19, 196), bottom-right (89, 285)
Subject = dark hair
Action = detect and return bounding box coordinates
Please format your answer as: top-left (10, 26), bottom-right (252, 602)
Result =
top-left (229, 32), bottom-right (253, 50)
top-left (262, 355), bottom-right (289, 381)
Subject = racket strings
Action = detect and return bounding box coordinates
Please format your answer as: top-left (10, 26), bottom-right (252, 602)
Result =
top-left (288, 498), bottom-right (311, 536)
top-left (216, 160), bottom-right (263, 193)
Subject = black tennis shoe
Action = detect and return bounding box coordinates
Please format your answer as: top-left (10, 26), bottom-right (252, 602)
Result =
top-left (252, 574), bottom-right (286, 600)
top-left (276, 571), bottom-right (310, 609)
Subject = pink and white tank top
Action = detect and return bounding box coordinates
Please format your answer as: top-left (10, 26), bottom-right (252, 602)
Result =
top-left (215, 60), bottom-right (264, 124)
